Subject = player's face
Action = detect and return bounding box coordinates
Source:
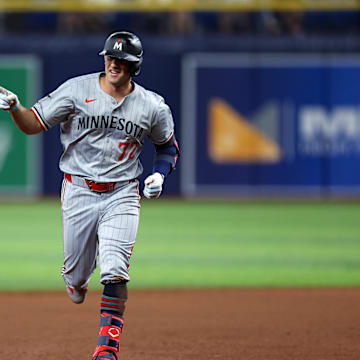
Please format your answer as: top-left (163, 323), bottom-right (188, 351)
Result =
top-left (104, 56), bottom-right (131, 87)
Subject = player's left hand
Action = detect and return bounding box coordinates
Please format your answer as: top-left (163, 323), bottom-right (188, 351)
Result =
top-left (143, 172), bottom-right (164, 199)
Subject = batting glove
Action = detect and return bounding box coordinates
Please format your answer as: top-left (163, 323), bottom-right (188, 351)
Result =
top-left (0, 86), bottom-right (19, 112)
top-left (143, 172), bottom-right (164, 199)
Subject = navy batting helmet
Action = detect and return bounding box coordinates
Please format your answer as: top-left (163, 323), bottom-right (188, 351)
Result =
top-left (99, 31), bottom-right (143, 77)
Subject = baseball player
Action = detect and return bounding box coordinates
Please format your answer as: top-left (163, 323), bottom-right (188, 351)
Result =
top-left (0, 31), bottom-right (179, 360)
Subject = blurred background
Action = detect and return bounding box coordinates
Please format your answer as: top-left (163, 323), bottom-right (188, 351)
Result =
top-left (1, 0), bottom-right (360, 198)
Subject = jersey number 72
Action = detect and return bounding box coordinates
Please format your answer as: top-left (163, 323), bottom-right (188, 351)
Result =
top-left (118, 141), bottom-right (138, 161)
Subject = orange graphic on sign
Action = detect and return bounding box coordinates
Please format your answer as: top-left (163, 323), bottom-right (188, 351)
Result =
top-left (208, 98), bottom-right (281, 163)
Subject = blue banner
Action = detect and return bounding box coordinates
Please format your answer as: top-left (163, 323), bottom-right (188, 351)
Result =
top-left (181, 54), bottom-right (360, 196)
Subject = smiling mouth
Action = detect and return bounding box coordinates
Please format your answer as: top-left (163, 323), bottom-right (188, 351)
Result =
top-left (109, 69), bottom-right (121, 75)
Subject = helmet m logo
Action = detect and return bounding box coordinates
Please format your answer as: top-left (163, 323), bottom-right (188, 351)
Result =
top-left (113, 40), bottom-right (123, 51)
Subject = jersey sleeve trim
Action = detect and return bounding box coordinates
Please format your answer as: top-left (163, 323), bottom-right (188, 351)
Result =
top-left (30, 106), bottom-right (48, 131)
top-left (153, 130), bottom-right (174, 146)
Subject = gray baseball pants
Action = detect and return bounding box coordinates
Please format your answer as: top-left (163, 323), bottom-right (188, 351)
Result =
top-left (60, 174), bottom-right (140, 290)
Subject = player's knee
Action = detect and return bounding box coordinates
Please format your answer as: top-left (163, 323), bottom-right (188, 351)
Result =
top-left (63, 273), bottom-right (87, 289)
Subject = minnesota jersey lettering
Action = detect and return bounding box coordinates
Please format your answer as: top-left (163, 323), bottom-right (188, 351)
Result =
top-left (77, 115), bottom-right (144, 138)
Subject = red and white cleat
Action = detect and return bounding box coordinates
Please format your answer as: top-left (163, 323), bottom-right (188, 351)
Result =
top-left (92, 349), bottom-right (118, 360)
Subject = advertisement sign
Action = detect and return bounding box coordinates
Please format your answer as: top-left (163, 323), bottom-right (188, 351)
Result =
top-left (181, 53), bottom-right (360, 196)
top-left (0, 56), bottom-right (42, 195)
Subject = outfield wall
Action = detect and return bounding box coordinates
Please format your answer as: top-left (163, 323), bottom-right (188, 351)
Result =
top-left (0, 35), bottom-right (360, 197)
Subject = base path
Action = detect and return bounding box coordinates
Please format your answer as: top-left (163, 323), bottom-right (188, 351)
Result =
top-left (0, 288), bottom-right (359, 360)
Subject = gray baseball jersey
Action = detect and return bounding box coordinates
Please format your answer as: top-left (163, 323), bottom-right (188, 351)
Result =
top-left (31, 72), bottom-right (174, 182)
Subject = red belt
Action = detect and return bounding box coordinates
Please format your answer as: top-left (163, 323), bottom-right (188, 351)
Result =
top-left (65, 174), bottom-right (135, 193)
top-left (85, 179), bottom-right (116, 192)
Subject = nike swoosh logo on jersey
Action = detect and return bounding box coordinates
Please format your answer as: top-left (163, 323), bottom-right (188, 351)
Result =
top-left (85, 98), bottom-right (96, 103)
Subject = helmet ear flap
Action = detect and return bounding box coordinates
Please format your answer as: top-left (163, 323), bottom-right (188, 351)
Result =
top-left (131, 57), bottom-right (143, 77)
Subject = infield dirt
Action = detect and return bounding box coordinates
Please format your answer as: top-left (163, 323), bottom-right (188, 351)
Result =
top-left (0, 288), bottom-right (359, 359)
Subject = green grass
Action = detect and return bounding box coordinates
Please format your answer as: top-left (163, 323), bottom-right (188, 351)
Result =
top-left (0, 199), bottom-right (359, 290)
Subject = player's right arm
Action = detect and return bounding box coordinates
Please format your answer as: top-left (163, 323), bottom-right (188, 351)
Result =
top-left (0, 86), bottom-right (43, 135)
top-left (10, 105), bottom-right (43, 135)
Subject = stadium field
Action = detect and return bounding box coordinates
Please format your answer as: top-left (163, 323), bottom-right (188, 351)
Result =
top-left (0, 198), bottom-right (359, 291)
